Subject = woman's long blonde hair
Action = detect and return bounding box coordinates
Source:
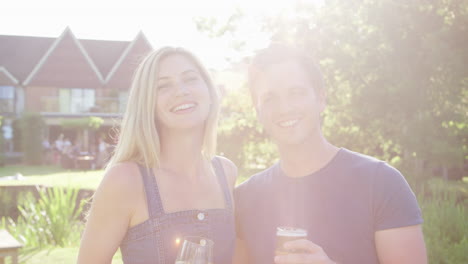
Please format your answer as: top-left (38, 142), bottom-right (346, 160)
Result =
top-left (106, 47), bottom-right (220, 170)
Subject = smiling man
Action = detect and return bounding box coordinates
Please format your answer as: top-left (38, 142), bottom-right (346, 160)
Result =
top-left (234, 44), bottom-right (427, 264)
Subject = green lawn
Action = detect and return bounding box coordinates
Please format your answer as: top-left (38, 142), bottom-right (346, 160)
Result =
top-left (0, 165), bottom-right (65, 177)
top-left (1, 165), bottom-right (467, 190)
top-left (1, 165), bottom-right (249, 189)
top-left (0, 165), bottom-right (104, 189)
top-left (17, 247), bottom-right (123, 264)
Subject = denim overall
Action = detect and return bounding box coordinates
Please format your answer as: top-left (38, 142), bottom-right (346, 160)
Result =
top-left (120, 158), bottom-right (235, 264)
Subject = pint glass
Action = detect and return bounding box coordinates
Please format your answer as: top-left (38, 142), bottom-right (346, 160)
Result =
top-left (275, 226), bottom-right (308, 255)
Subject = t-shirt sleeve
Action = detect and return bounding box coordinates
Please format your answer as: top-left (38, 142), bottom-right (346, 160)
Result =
top-left (372, 162), bottom-right (423, 231)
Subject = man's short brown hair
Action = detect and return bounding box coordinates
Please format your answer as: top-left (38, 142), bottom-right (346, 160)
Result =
top-left (248, 43), bottom-right (325, 102)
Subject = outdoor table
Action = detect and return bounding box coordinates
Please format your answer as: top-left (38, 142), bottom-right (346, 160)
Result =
top-left (0, 229), bottom-right (23, 264)
top-left (76, 155), bottom-right (95, 170)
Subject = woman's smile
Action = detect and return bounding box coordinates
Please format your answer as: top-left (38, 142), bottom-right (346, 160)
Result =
top-left (171, 102), bottom-right (197, 114)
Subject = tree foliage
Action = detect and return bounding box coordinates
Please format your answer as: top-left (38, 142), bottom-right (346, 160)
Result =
top-left (199, 0), bottom-right (467, 179)
top-left (0, 116), bottom-right (4, 165)
top-left (217, 86), bottom-right (278, 177)
top-left (60, 116), bottom-right (104, 130)
top-left (20, 113), bottom-right (45, 165)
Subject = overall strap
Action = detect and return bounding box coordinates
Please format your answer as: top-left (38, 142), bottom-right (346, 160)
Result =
top-left (212, 157), bottom-right (233, 211)
top-left (137, 165), bottom-right (165, 218)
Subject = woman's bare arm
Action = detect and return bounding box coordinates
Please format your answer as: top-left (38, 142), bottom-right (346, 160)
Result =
top-left (77, 163), bottom-right (140, 263)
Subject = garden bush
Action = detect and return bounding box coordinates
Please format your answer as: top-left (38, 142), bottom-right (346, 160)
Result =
top-left (0, 115), bottom-right (4, 166)
top-left (1, 187), bottom-right (87, 249)
top-left (0, 187), bottom-right (15, 218)
top-left (20, 113), bottom-right (45, 165)
top-left (419, 179), bottom-right (468, 264)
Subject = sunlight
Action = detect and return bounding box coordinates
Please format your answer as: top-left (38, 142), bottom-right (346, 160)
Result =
top-left (1, 0), bottom-right (323, 69)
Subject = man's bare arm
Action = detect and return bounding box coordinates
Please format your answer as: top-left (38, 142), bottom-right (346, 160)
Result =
top-left (375, 225), bottom-right (427, 264)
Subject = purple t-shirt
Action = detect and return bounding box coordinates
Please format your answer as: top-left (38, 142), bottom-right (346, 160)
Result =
top-left (234, 148), bottom-right (423, 264)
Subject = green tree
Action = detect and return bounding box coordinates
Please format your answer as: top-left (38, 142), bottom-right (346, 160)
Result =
top-left (0, 116), bottom-right (4, 166)
top-left (199, 0), bottom-right (468, 180)
top-left (218, 86), bottom-right (278, 179)
top-left (20, 113), bottom-right (45, 165)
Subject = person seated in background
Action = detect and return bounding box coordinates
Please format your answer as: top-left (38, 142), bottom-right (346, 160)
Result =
top-left (60, 138), bottom-right (74, 169)
top-left (96, 137), bottom-right (109, 169)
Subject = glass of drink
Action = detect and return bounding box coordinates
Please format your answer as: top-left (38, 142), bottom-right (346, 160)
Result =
top-left (175, 236), bottom-right (214, 264)
top-left (275, 226), bottom-right (308, 256)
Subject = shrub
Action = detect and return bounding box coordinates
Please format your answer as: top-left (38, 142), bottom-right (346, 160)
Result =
top-left (60, 116), bottom-right (103, 130)
top-left (419, 179), bottom-right (468, 264)
top-left (0, 187), bottom-right (15, 218)
top-left (20, 113), bottom-right (45, 165)
top-left (1, 187), bottom-right (87, 249)
top-left (0, 115), bottom-right (4, 166)
top-left (12, 118), bottom-right (22, 152)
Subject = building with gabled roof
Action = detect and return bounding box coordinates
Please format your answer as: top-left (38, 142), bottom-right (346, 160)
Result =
top-left (0, 28), bottom-right (153, 160)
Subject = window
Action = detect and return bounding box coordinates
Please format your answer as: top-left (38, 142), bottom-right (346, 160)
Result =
top-left (0, 86), bottom-right (15, 112)
top-left (59, 88), bottom-right (95, 113)
top-left (119, 91), bottom-right (129, 113)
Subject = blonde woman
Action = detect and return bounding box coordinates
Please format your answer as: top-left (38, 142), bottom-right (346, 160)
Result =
top-left (78, 47), bottom-right (237, 264)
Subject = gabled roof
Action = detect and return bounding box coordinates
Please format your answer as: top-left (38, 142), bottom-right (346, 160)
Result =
top-left (24, 28), bottom-right (104, 87)
top-left (105, 32), bottom-right (153, 90)
top-left (0, 28), bottom-right (153, 88)
top-left (0, 67), bottom-right (19, 86)
top-left (80, 38), bottom-right (129, 78)
top-left (0, 35), bottom-right (54, 82)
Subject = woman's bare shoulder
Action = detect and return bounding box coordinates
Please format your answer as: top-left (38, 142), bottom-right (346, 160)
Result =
top-left (96, 162), bottom-right (143, 200)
